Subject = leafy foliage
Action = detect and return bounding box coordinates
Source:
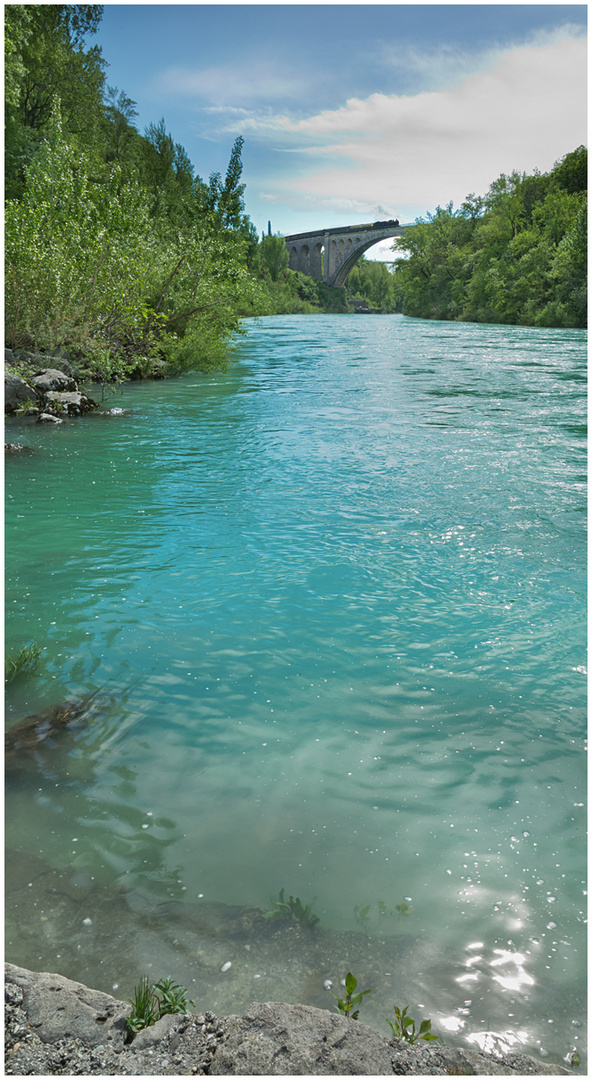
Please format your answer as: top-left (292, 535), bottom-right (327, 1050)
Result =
top-left (331, 972), bottom-right (372, 1020)
top-left (263, 888), bottom-right (320, 927)
top-left (4, 9), bottom-right (261, 376)
top-left (354, 898), bottom-right (413, 929)
top-left (5, 100), bottom-right (258, 376)
top-left (346, 257), bottom-right (400, 311)
top-left (391, 148), bottom-right (587, 327)
top-left (387, 1005), bottom-right (441, 1044)
top-left (126, 976), bottom-right (194, 1035)
top-left (258, 233), bottom-right (290, 282)
top-left (5, 643), bottom-right (42, 684)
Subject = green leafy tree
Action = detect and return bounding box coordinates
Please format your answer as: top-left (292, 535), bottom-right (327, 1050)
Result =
top-left (102, 85), bottom-right (139, 166)
top-left (5, 4), bottom-right (106, 198)
top-left (207, 135), bottom-right (247, 229)
top-left (5, 106), bottom-right (259, 374)
top-left (259, 233), bottom-right (289, 281)
top-left (346, 256), bottom-right (400, 311)
top-left (391, 149), bottom-right (587, 328)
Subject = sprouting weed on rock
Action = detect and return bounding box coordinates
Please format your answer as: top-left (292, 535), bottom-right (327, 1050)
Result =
top-left (127, 976), bottom-right (157, 1034)
top-left (331, 972), bottom-right (371, 1020)
top-left (387, 1004), bottom-right (441, 1045)
top-left (126, 976), bottom-right (194, 1036)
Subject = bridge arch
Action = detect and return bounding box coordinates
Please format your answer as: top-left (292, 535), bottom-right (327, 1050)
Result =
top-left (331, 236), bottom-right (398, 287)
top-left (284, 221), bottom-right (410, 288)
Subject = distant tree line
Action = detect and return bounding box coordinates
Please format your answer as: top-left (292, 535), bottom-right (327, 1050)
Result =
top-left (389, 148), bottom-right (587, 328)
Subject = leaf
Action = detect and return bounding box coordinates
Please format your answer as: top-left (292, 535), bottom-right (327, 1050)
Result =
top-left (344, 972), bottom-right (357, 995)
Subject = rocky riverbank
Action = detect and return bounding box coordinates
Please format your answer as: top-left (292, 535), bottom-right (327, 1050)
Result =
top-left (5, 964), bottom-right (570, 1075)
top-left (4, 349), bottom-right (101, 422)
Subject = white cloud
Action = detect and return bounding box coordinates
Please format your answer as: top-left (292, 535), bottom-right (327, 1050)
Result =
top-left (245, 33), bottom-right (587, 218)
top-left (155, 61), bottom-right (308, 106)
top-left (375, 22), bottom-right (587, 93)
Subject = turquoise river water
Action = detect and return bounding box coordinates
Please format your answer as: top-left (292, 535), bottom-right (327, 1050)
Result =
top-left (5, 314), bottom-right (587, 1068)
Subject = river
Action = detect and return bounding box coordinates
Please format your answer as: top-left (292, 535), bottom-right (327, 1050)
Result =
top-left (5, 314), bottom-right (586, 1068)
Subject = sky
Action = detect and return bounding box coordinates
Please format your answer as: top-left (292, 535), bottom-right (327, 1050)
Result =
top-left (94, 4), bottom-right (587, 259)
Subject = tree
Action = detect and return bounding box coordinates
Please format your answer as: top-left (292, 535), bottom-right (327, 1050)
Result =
top-left (15, 5), bottom-right (105, 132)
top-left (5, 4), bottom-right (106, 198)
top-left (102, 86), bottom-right (139, 165)
top-left (390, 150), bottom-right (587, 328)
top-left (259, 234), bottom-right (289, 281)
top-left (207, 136), bottom-right (247, 229)
top-left (552, 145), bottom-right (587, 195)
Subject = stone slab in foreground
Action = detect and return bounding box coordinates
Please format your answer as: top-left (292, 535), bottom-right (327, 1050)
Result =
top-left (5, 963), bottom-right (569, 1075)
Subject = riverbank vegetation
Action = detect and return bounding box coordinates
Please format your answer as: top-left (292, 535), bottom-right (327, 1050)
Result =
top-left (5, 5), bottom-right (263, 380)
top-left (390, 147), bottom-right (587, 327)
top-left (4, 4), bottom-right (377, 382)
top-left (4, 6), bottom-right (586, 386)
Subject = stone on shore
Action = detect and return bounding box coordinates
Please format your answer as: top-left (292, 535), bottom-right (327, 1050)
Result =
top-left (41, 390), bottom-right (99, 416)
top-left (4, 371), bottom-right (38, 414)
top-left (30, 369), bottom-right (78, 394)
top-left (4, 964), bottom-right (570, 1076)
top-left (19, 351), bottom-right (76, 377)
top-left (5, 964), bottom-right (129, 1048)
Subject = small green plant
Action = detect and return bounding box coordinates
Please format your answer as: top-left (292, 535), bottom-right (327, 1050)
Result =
top-left (152, 977), bottom-right (194, 1016)
top-left (14, 399), bottom-right (37, 417)
top-left (263, 888), bottom-right (320, 927)
top-left (354, 903), bottom-right (371, 928)
top-left (378, 899), bottom-right (414, 919)
top-left (331, 972), bottom-right (372, 1020)
top-left (126, 976), bottom-right (194, 1035)
top-left (387, 1004), bottom-right (441, 1044)
top-left (5, 642), bottom-right (42, 684)
top-left (395, 900), bottom-right (413, 915)
top-left (354, 898), bottom-right (414, 931)
top-left (127, 976), bottom-right (157, 1034)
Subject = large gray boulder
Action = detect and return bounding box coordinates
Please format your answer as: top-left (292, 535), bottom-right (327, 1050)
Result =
top-left (4, 966), bottom-right (571, 1076)
top-left (5, 963), bottom-right (129, 1049)
top-left (208, 1001), bottom-right (568, 1075)
top-left (30, 368), bottom-right (77, 394)
top-left (210, 1001), bottom-right (396, 1075)
top-left (41, 390), bottom-right (99, 416)
top-left (4, 371), bottom-right (38, 414)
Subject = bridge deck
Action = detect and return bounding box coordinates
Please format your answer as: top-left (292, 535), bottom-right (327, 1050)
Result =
top-left (284, 222), bottom-right (411, 242)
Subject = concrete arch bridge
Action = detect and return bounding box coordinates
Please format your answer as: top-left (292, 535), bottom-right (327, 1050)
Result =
top-left (284, 220), bottom-right (410, 288)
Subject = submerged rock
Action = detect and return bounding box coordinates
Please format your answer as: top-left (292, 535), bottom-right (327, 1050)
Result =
top-left (36, 412), bottom-right (63, 424)
top-left (5, 692), bottom-right (104, 758)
